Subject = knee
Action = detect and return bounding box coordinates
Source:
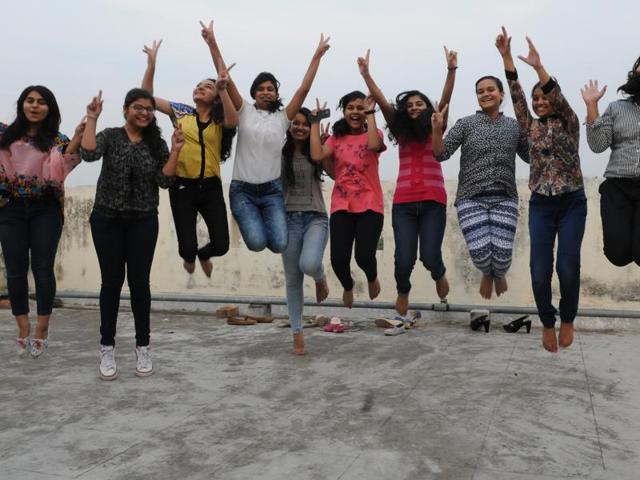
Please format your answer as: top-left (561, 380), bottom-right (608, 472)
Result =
top-left (244, 234), bottom-right (267, 252)
top-left (299, 257), bottom-right (321, 277)
top-left (268, 234), bottom-right (288, 254)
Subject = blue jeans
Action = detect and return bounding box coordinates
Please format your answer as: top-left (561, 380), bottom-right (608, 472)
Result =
top-left (281, 211), bottom-right (328, 333)
top-left (529, 189), bottom-right (587, 328)
top-left (229, 179), bottom-right (288, 253)
top-left (392, 201), bottom-right (446, 295)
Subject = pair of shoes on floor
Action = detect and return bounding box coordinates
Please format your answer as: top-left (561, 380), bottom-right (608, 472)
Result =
top-left (503, 315), bottom-right (532, 333)
top-left (383, 315), bottom-right (417, 336)
top-left (323, 317), bottom-right (345, 333)
top-left (99, 345), bottom-right (153, 381)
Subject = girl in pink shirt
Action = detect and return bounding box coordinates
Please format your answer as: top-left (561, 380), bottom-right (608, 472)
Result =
top-left (310, 91), bottom-right (385, 308)
top-left (0, 85), bottom-right (82, 357)
top-left (358, 48), bottom-right (457, 319)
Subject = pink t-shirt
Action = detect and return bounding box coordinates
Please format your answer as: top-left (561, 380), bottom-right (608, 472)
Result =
top-left (326, 130), bottom-right (386, 214)
top-left (393, 137), bottom-right (447, 205)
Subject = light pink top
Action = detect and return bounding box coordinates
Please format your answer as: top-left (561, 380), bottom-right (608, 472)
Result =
top-left (325, 130), bottom-right (386, 215)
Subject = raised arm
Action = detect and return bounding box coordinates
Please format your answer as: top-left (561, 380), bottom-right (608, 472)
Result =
top-left (581, 80), bottom-right (611, 152)
top-left (358, 49), bottom-right (394, 123)
top-left (285, 34), bottom-right (331, 121)
top-left (438, 46), bottom-right (458, 126)
top-left (581, 79), bottom-right (607, 124)
top-left (201, 20), bottom-right (242, 110)
top-left (215, 63), bottom-right (240, 128)
top-left (140, 40), bottom-right (172, 116)
top-left (310, 99), bottom-right (334, 163)
top-left (80, 91), bottom-right (103, 153)
top-left (496, 26), bottom-right (532, 132)
top-left (365, 95), bottom-right (384, 151)
top-left (431, 102), bottom-right (449, 158)
top-left (65, 118), bottom-right (86, 154)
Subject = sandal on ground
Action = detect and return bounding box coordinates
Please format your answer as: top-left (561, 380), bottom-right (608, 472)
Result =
top-left (227, 317), bottom-right (257, 326)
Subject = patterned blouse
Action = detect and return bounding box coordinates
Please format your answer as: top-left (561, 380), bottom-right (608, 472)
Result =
top-left (506, 70), bottom-right (583, 195)
top-left (436, 111), bottom-right (529, 206)
top-left (80, 128), bottom-right (174, 216)
top-left (0, 122), bottom-right (79, 209)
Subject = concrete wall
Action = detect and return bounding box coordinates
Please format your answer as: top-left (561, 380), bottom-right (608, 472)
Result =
top-left (56, 178), bottom-right (640, 310)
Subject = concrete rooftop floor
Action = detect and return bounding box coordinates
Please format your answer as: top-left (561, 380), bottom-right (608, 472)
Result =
top-left (1, 304), bottom-right (640, 480)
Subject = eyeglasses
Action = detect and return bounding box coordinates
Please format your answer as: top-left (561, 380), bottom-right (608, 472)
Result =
top-left (131, 105), bottom-right (155, 113)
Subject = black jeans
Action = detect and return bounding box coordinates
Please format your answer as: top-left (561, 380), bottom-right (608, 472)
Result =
top-left (392, 201), bottom-right (447, 295)
top-left (90, 211), bottom-right (158, 347)
top-left (0, 195), bottom-right (62, 316)
top-left (330, 210), bottom-right (383, 291)
top-left (599, 178), bottom-right (640, 267)
top-left (169, 176), bottom-right (229, 263)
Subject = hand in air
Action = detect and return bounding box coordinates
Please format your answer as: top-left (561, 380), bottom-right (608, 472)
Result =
top-left (314, 33), bottom-right (331, 59)
top-left (86, 91), bottom-right (103, 119)
top-left (431, 101), bottom-right (449, 132)
top-left (142, 39), bottom-right (162, 65)
top-left (216, 62), bottom-right (236, 91)
top-left (200, 20), bottom-right (216, 46)
top-left (320, 122), bottom-right (331, 144)
top-left (357, 49), bottom-right (370, 76)
top-left (580, 80), bottom-right (607, 104)
top-left (444, 45), bottom-right (458, 69)
top-left (495, 26), bottom-right (511, 57)
top-left (517, 36), bottom-right (542, 69)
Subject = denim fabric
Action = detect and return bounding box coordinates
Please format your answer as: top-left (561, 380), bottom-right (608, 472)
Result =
top-left (392, 201), bottom-right (446, 295)
top-left (90, 211), bottom-right (159, 347)
top-left (281, 211), bottom-right (328, 333)
top-left (0, 196), bottom-right (62, 316)
top-left (529, 189), bottom-right (587, 328)
top-left (229, 179), bottom-right (288, 253)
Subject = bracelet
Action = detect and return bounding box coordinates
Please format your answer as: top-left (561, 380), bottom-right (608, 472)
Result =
top-left (448, 67), bottom-right (458, 71)
top-left (364, 109), bottom-right (376, 115)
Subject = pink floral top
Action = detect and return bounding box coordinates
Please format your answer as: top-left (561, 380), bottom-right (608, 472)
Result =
top-left (325, 130), bottom-right (386, 214)
top-left (0, 122), bottom-right (80, 206)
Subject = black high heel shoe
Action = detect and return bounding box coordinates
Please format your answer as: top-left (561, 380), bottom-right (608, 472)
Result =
top-left (469, 315), bottom-right (491, 333)
top-left (503, 315), bottom-right (531, 333)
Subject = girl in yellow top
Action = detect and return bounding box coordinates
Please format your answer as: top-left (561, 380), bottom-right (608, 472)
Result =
top-left (141, 37), bottom-right (239, 276)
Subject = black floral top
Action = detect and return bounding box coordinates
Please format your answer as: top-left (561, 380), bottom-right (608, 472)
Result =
top-left (506, 70), bottom-right (583, 196)
top-left (436, 111), bottom-right (529, 206)
top-left (80, 128), bottom-right (174, 216)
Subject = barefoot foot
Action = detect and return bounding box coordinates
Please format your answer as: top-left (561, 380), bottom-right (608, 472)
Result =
top-left (183, 261), bottom-right (195, 274)
top-left (494, 276), bottom-right (508, 296)
top-left (342, 289), bottom-right (354, 309)
top-left (368, 278), bottom-right (381, 300)
top-left (559, 322), bottom-right (574, 348)
top-left (542, 327), bottom-right (558, 353)
top-left (435, 275), bottom-right (450, 300)
top-left (395, 294), bottom-right (409, 316)
top-left (479, 275), bottom-right (493, 299)
top-left (315, 277), bottom-right (329, 303)
top-left (292, 331), bottom-right (305, 355)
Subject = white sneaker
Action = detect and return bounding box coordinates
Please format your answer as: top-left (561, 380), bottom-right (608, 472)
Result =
top-left (99, 345), bottom-right (118, 381)
top-left (30, 338), bottom-right (48, 358)
top-left (16, 337), bottom-right (29, 356)
top-left (384, 325), bottom-right (406, 336)
top-left (135, 346), bottom-right (154, 377)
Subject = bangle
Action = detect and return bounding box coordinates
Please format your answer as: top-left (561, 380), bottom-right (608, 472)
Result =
top-left (448, 67), bottom-right (458, 71)
top-left (364, 109), bottom-right (376, 115)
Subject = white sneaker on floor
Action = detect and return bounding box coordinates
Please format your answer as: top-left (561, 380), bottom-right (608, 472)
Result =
top-left (99, 345), bottom-right (118, 381)
top-left (135, 346), bottom-right (154, 377)
top-left (384, 325), bottom-right (406, 336)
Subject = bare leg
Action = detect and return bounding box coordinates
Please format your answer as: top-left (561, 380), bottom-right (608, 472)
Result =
top-left (395, 294), bottom-right (409, 316)
top-left (183, 261), bottom-right (195, 274)
top-left (368, 278), bottom-right (381, 300)
top-left (342, 289), bottom-right (354, 308)
top-left (16, 314), bottom-right (30, 338)
top-left (435, 275), bottom-right (450, 300)
top-left (34, 314), bottom-right (50, 340)
top-left (558, 322), bottom-right (574, 348)
top-left (292, 331), bottom-right (305, 355)
top-left (199, 258), bottom-right (213, 278)
top-left (542, 327), bottom-right (558, 353)
top-left (479, 275), bottom-right (493, 299)
top-left (315, 277), bottom-right (329, 304)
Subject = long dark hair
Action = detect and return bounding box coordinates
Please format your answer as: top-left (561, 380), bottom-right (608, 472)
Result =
top-left (387, 90), bottom-right (434, 144)
top-left (250, 72), bottom-right (284, 113)
top-left (0, 85), bottom-right (61, 152)
top-left (618, 56), bottom-right (640, 105)
top-left (282, 108), bottom-right (322, 187)
top-left (332, 90), bottom-right (367, 137)
top-left (124, 88), bottom-right (165, 162)
top-left (204, 78), bottom-right (236, 161)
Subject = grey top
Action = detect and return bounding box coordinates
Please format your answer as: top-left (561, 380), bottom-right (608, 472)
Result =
top-left (81, 128), bottom-right (174, 216)
top-left (436, 111), bottom-right (529, 205)
top-left (586, 99), bottom-right (640, 178)
top-left (283, 152), bottom-right (326, 214)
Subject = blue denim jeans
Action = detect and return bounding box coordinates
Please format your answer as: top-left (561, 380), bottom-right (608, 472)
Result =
top-left (529, 189), bottom-right (587, 328)
top-left (392, 201), bottom-right (447, 295)
top-left (229, 179), bottom-right (288, 253)
top-left (281, 211), bottom-right (328, 333)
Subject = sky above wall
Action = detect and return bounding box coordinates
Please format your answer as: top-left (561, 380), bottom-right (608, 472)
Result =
top-left (2, 0), bottom-right (637, 185)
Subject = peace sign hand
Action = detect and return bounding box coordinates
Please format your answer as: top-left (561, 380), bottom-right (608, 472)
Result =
top-left (86, 91), bottom-right (103, 119)
top-left (357, 49), bottom-right (371, 76)
top-left (314, 33), bottom-right (331, 59)
top-left (517, 36), bottom-right (542, 69)
top-left (310, 98), bottom-right (328, 123)
top-left (200, 20), bottom-right (216, 46)
top-left (216, 62), bottom-right (236, 91)
top-left (580, 80), bottom-right (607, 105)
top-left (444, 46), bottom-right (458, 69)
top-left (142, 39), bottom-right (162, 65)
top-left (171, 124), bottom-right (185, 152)
top-left (365, 94), bottom-right (377, 112)
top-left (495, 26), bottom-right (511, 58)
top-left (320, 122), bottom-right (331, 144)
top-left (431, 101), bottom-right (449, 132)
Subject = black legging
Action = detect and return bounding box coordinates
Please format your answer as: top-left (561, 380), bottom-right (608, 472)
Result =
top-left (90, 211), bottom-right (158, 347)
top-left (330, 210), bottom-right (383, 291)
top-left (169, 176), bottom-right (230, 263)
top-left (599, 178), bottom-right (640, 267)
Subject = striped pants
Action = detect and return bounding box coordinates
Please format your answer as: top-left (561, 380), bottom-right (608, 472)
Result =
top-left (456, 196), bottom-right (519, 278)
